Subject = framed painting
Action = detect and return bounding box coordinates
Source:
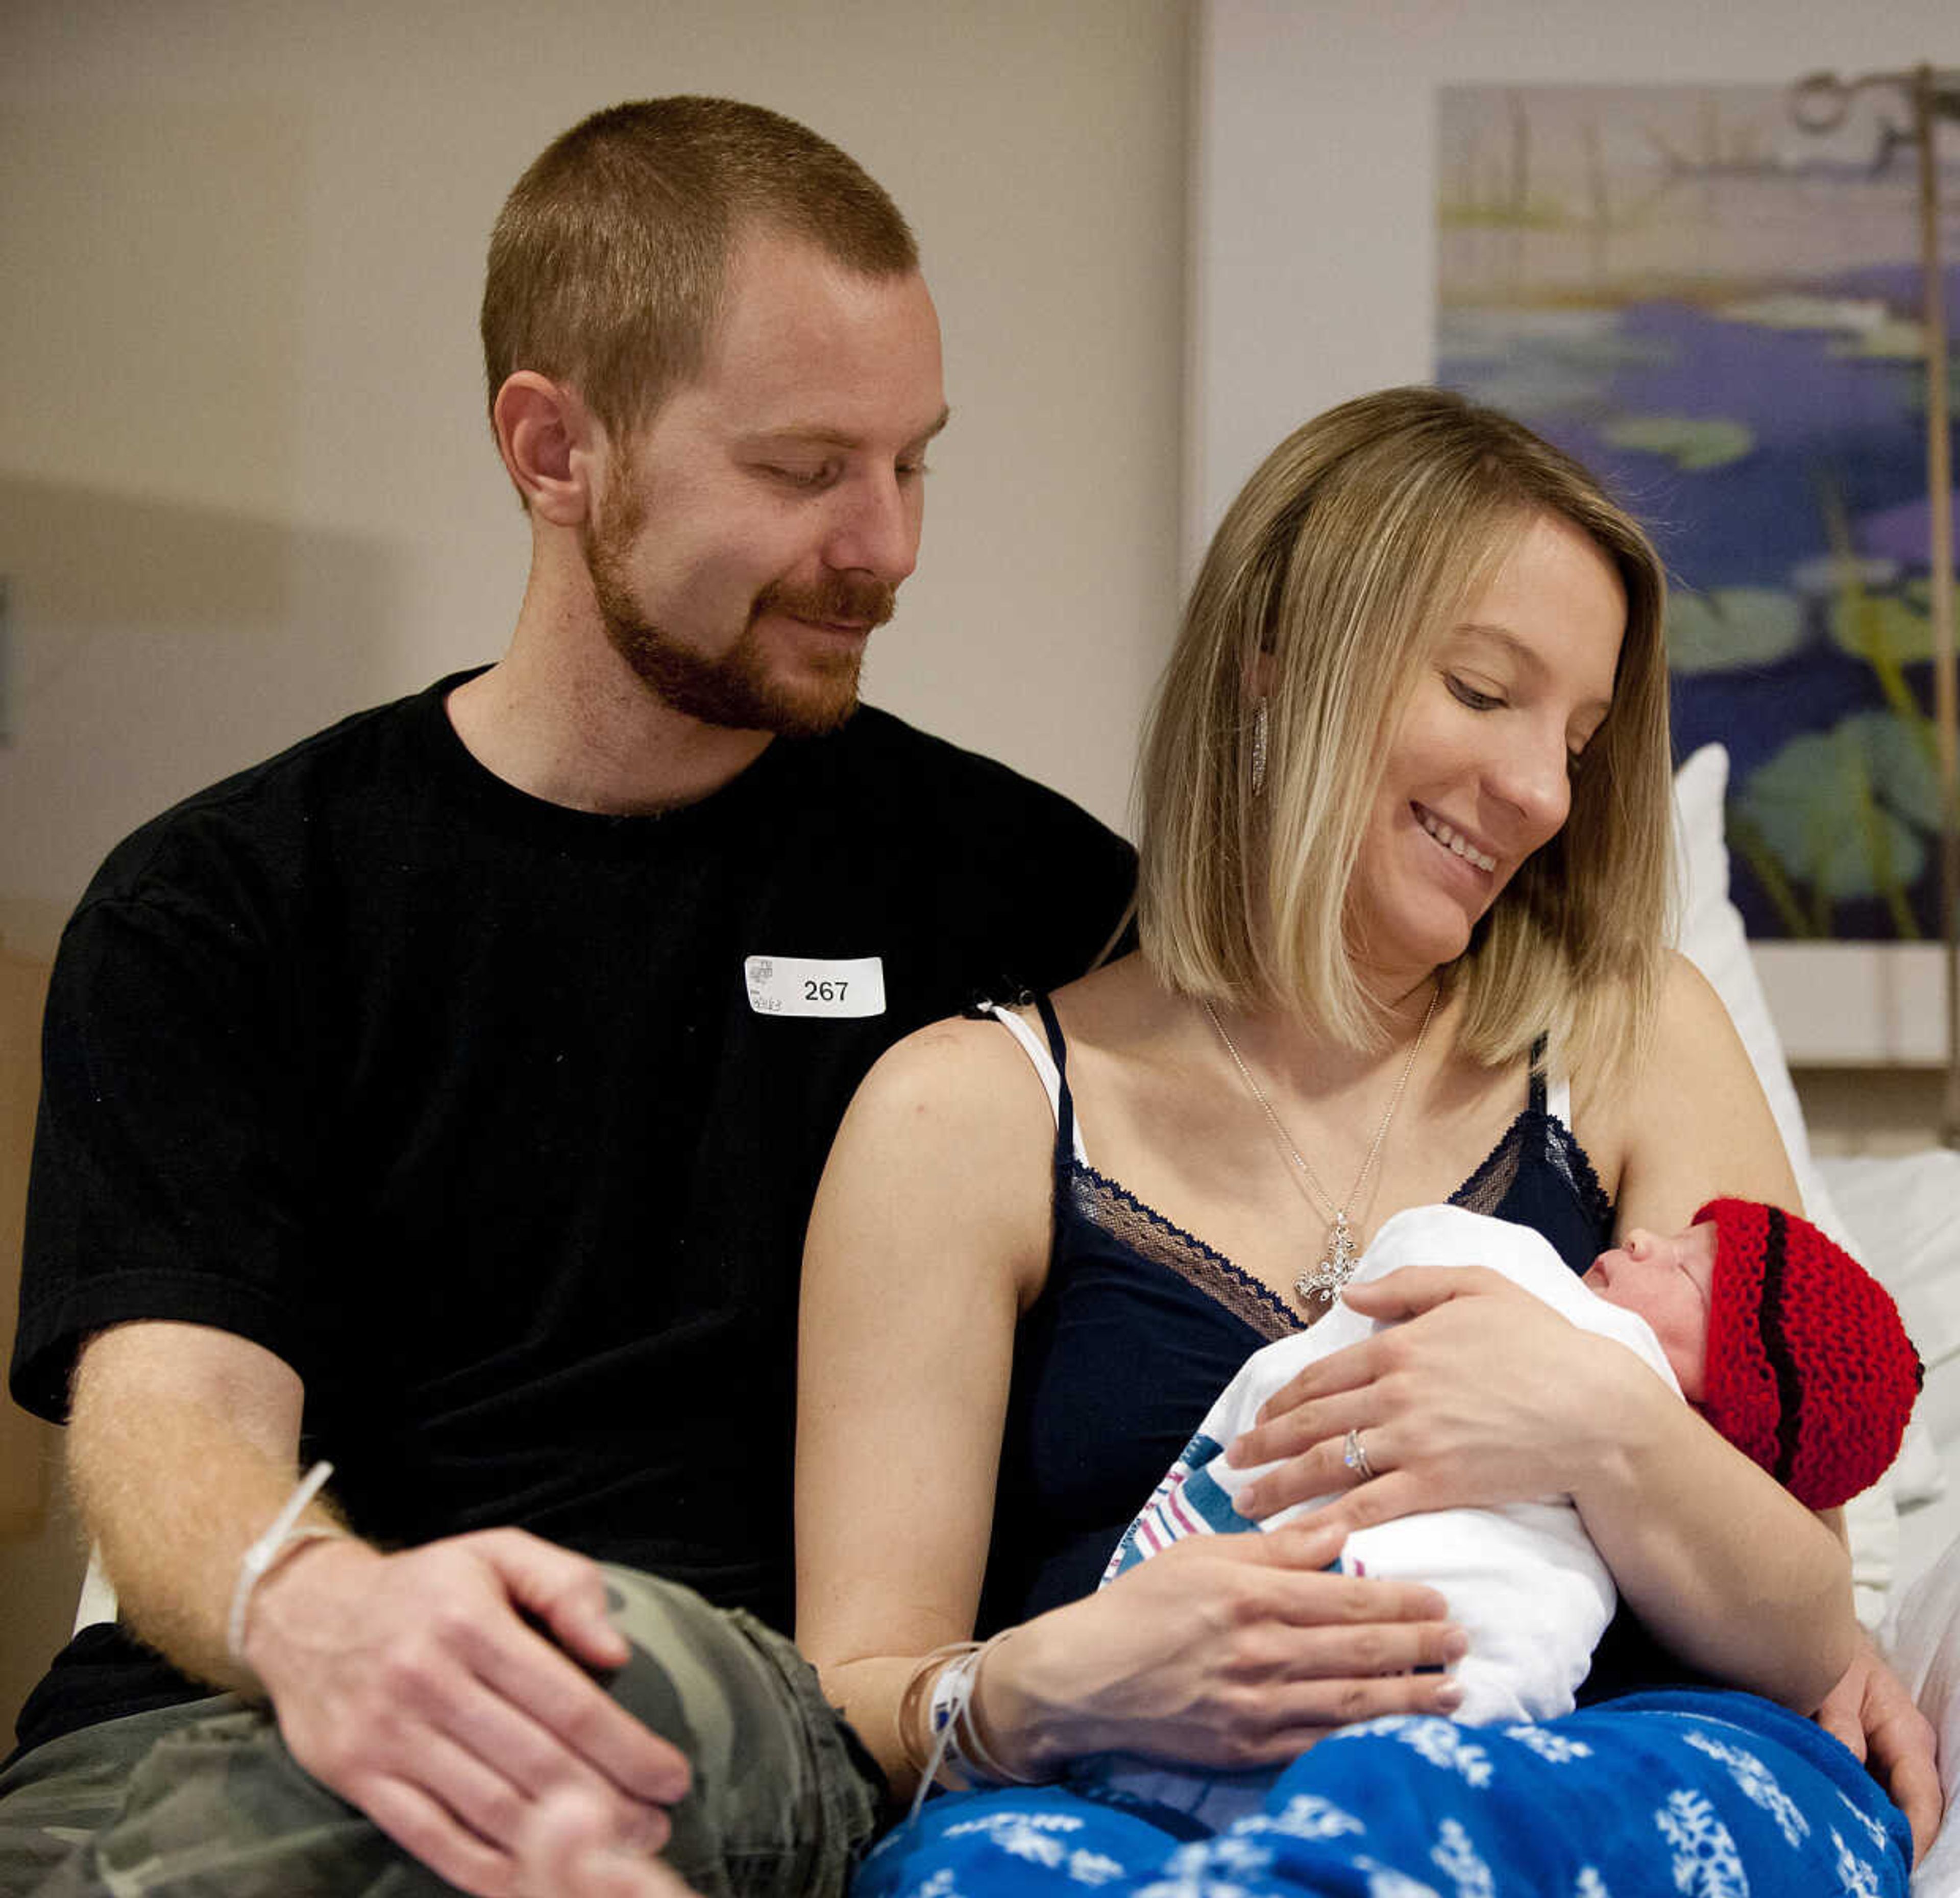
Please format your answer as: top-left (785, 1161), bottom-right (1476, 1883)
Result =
top-left (1435, 82), bottom-right (1958, 1062)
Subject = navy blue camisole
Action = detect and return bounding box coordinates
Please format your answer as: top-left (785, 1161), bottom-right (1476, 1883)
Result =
top-left (975, 997), bottom-right (1692, 1703)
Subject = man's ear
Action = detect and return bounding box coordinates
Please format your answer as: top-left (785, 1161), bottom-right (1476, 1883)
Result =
top-left (493, 372), bottom-right (601, 525)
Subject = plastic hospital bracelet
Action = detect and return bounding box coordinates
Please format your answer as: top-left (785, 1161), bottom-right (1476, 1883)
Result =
top-left (904, 1629), bottom-right (1036, 1819)
top-left (225, 1460), bottom-right (349, 1667)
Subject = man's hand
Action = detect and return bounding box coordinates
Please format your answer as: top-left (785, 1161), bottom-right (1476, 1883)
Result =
top-left (245, 1528), bottom-right (690, 1896)
top-left (1815, 1634), bottom-right (1942, 1865)
top-left (514, 1789), bottom-right (703, 1898)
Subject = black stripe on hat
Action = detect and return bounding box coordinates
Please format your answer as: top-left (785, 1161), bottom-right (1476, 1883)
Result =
top-left (1759, 1205), bottom-right (1803, 1485)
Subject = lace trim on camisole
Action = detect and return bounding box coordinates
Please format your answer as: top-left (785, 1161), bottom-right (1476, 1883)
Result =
top-left (981, 997), bottom-right (1610, 1347)
top-left (981, 1000), bottom-right (1301, 1340)
top-left (1450, 1099), bottom-right (1611, 1232)
top-left (1068, 1162), bottom-right (1301, 1341)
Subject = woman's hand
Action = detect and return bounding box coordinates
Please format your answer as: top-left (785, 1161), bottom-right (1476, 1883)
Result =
top-left (1221, 1260), bottom-right (1852, 1712)
top-left (1221, 1264), bottom-right (1648, 1530)
top-left (1815, 1637), bottom-right (1942, 1866)
top-left (981, 1517), bottom-right (1468, 1774)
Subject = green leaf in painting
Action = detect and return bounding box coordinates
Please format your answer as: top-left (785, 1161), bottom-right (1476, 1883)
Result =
top-left (1734, 710), bottom-right (1935, 919)
top-left (1828, 591), bottom-right (1938, 668)
top-left (1667, 588), bottom-right (1803, 674)
top-left (1598, 413), bottom-right (1753, 472)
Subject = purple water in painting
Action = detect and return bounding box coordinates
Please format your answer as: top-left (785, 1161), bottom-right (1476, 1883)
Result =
top-left (1858, 491), bottom-right (1960, 566)
top-left (1440, 263), bottom-right (1957, 943)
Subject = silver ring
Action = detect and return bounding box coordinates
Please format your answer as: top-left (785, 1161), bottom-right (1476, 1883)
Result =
top-left (1343, 1427), bottom-right (1376, 1483)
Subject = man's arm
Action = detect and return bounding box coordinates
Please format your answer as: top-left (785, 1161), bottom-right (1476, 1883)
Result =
top-left (71, 1321), bottom-right (312, 1687)
top-left (70, 1320), bottom-right (689, 1898)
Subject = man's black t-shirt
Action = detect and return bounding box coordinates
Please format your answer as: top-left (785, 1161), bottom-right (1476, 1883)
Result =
top-left (10, 673), bottom-right (1135, 1749)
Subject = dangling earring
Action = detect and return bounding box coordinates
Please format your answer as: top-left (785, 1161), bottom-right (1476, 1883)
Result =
top-left (1251, 697), bottom-right (1269, 796)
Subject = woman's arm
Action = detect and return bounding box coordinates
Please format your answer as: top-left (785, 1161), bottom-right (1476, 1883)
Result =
top-left (1570, 952), bottom-right (1853, 1703)
top-left (1226, 955), bottom-right (1856, 1714)
top-left (1615, 957), bottom-right (1939, 1855)
top-left (795, 1018), bottom-right (1041, 1781)
top-left (795, 1014), bottom-right (1467, 1797)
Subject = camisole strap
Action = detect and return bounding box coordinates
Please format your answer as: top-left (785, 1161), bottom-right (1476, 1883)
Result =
top-left (1547, 1073), bottom-right (1574, 1127)
top-left (1527, 1031), bottom-right (1574, 1127)
top-left (978, 999), bottom-right (1090, 1168)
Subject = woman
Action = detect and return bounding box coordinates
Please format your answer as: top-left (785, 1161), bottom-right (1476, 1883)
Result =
top-left (794, 389), bottom-right (1918, 1894)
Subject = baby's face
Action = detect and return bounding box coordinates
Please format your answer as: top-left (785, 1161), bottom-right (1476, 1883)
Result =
top-left (1581, 1220), bottom-right (1719, 1400)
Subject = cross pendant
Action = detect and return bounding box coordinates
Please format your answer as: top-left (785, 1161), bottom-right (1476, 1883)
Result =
top-left (1295, 1213), bottom-right (1358, 1305)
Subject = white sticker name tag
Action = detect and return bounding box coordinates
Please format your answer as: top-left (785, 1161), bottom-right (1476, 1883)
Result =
top-left (744, 954), bottom-right (886, 1019)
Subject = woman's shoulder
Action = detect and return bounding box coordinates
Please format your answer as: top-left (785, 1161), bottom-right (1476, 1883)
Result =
top-left (854, 956), bottom-right (1155, 1101)
top-left (814, 1011), bottom-right (1063, 1303)
top-left (1564, 952), bottom-right (1742, 1187)
top-left (855, 1008), bottom-right (1049, 1117)
top-left (1631, 949), bottom-right (1760, 1101)
top-left (1577, 949), bottom-right (1798, 1225)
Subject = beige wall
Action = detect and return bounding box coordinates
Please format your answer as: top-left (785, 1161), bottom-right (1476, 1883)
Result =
top-left (1795, 1067), bottom-right (1954, 1157)
top-left (0, 0), bottom-right (1189, 1735)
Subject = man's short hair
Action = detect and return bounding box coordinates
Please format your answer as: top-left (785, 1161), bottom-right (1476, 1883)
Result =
top-left (481, 96), bottom-right (918, 443)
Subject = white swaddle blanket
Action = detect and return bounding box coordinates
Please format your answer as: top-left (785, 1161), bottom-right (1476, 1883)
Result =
top-left (1104, 1202), bottom-right (1682, 1724)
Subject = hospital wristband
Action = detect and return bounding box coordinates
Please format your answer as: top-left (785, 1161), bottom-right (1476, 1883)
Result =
top-left (923, 1629), bottom-right (1036, 1792)
top-left (225, 1461), bottom-right (350, 1669)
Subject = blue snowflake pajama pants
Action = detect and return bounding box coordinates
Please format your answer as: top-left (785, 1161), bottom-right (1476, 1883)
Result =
top-left (854, 1690), bottom-right (1911, 1898)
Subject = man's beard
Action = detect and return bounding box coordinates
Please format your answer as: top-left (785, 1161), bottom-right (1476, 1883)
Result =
top-left (581, 490), bottom-right (895, 739)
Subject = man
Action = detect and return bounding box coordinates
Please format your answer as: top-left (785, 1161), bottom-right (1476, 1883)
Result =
top-left (1, 99), bottom-right (1134, 1896)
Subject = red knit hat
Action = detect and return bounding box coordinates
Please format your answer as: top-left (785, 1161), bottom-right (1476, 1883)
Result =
top-left (1697, 1198), bottom-right (1923, 1510)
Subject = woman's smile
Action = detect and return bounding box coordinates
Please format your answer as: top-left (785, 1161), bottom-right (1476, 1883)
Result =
top-left (1413, 804), bottom-right (1497, 874)
top-left (1347, 511), bottom-right (1625, 988)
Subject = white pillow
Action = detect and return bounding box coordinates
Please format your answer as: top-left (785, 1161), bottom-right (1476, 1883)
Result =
top-left (1819, 1151), bottom-right (1956, 1558)
top-left (1887, 1543), bottom-right (1960, 1894)
top-left (1817, 1150), bottom-right (1960, 1380)
top-left (1672, 745), bottom-right (1843, 1238)
top-left (1673, 745), bottom-right (1899, 1623)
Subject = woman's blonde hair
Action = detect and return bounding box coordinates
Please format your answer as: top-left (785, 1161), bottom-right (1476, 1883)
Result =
top-left (1138, 386), bottom-right (1672, 1077)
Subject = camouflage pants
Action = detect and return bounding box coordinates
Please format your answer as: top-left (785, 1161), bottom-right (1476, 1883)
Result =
top-left (0, 1568), bottom-right (883, 1898)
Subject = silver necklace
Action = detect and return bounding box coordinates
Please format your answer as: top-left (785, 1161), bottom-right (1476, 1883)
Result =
top-left (1202, 988), bottom-right (1440, 1308)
